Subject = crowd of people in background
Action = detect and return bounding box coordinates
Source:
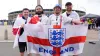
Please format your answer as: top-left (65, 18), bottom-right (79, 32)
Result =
top-left (88, 17), bottom-right (100, 44)
top-left (81, 18), bottom-right (99, 30)
top-left (87, 18), bottom-right (96, 30)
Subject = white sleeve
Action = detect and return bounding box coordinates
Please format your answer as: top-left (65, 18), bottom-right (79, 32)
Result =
top-left (75, 12), bottom-right (80, 20)
top-left (62, 15), bottom-right (73, 24)
top-left (43, 15), bottom-right (49, 25)
top-left (48, 15), bottom-right (52, 25)
top-left (45, 16), bottom-right (49, 25)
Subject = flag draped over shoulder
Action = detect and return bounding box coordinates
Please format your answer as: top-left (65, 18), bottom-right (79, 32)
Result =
top-left (12, 14), bottom-right (24, 48)
top-left (13, 14), bottom-right (32, 48)
top-left (24, 16), bottom-right (88, 56)
top-left (12, 14), bottom-right (22, 35)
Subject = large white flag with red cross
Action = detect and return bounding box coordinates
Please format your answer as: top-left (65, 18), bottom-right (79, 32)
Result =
top-left (24, 16), bottom-right (88, 56)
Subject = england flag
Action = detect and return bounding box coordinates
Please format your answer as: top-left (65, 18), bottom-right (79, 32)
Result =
top-left (24, 16), bottom-right (88, 56)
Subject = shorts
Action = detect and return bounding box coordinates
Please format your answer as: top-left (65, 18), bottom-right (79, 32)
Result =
top-left (18, 42), bottom-right (27, 53)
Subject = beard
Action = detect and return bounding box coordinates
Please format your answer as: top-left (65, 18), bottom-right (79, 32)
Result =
top-left (67, 8), bottom-right (72, 12)
top-left (35, 11), bottom-right (44, 15)
top-left (55, 12), bottom-right (60, 16)
top-left (56, 12), bottom-right (60, 15)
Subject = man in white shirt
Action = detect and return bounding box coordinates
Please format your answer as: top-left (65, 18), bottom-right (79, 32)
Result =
top-left (62, 2), bottom-right (80, 25)
top-left (49, 4), bottom-right (82, 56)
top-left (34, 5), bottom-right (49, 25)
top-left (13, 8), bottom-right (31, 56)
top-left (49, 4), bottom-right (69, 56)
top-left (62, 2), bottom-right (80, 56)
top-left (49, 4), bottom-right (62, 25)
top-left (49, 4), bottom-right (82, 25)
top-left (29, 5), bottom-right (49, 56)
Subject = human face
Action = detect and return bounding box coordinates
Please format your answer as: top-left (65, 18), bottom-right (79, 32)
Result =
top-left (35, 6), bottom-right (43, 15)
top-left (65, 5), bottom-right (72, 12)
top-left (54, 7), bottom-right (61, 15)
top-left (22, 10), bottom-right (29, 19)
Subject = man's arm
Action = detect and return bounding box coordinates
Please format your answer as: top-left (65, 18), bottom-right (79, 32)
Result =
top-left (62, 14), bottom-right (82, 24)
top-left (75, 12), bottom-right (80, 20)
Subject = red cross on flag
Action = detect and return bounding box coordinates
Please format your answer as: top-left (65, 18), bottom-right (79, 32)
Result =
top-left (25, 16), bottom-right (88, 56)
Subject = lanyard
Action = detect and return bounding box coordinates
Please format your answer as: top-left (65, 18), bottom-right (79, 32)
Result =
top-left (56, 15), bottom-right (62, 26)
top-left (56, 16), bottom-right (58, 25)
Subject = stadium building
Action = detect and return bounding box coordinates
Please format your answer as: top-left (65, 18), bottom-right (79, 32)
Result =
top-left (8, 0), bottom-right (86, 25)
top-left (8, 9), bottom-right (85, 21)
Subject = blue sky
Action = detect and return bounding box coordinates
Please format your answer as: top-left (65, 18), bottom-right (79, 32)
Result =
top-left (0, 0), bottom-right (100, 20)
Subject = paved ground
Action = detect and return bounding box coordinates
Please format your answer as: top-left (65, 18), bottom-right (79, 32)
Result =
top-left (80, 41), bottom-right (100, 56)
top-left (86, 29), bottom-right (98, 41)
